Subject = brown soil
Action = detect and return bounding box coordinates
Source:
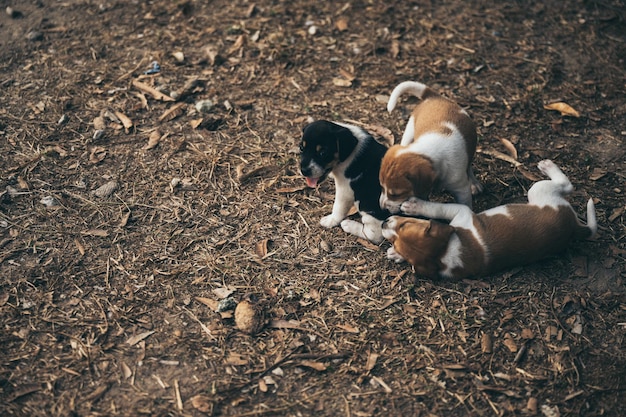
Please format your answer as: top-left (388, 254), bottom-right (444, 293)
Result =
top-left (1, 1), bottom-right (625, 416)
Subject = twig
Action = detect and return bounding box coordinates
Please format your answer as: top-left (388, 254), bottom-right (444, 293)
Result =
top-left (183, 307), bottom-right (216, 341)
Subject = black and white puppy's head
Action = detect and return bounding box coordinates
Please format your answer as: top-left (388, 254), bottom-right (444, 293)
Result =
top-left (299, 120), bottom-right (358, 188)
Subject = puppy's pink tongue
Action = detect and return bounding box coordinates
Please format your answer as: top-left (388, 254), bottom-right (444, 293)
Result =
top-left (305, 177), bottom-right (319, 188)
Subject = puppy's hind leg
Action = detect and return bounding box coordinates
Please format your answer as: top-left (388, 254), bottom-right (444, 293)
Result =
top-left (467, 166), bottom-right (483, 195)
top-left (528, 160), bottom-right (573, 205)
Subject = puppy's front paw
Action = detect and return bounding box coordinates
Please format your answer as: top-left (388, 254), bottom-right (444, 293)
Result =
top-left (400, 197), bottom-right (423, 215)
top-left (387, 246), bottom-right (406, 263)
top-left (340, 219), bottom-right (362, 235)
top-left (320, 215), bottom-right (342, 228)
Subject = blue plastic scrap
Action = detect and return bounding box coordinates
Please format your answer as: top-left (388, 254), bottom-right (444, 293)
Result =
top-left (144, 61), bottom-right (161, 75)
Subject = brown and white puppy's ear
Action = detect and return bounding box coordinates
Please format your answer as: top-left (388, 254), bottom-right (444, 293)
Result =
top-left (404, 154), bottom-right (436, 200)
top-left (392, 218), bottom-right (453, 279)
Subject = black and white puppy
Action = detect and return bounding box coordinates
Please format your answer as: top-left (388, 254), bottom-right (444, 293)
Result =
top-left (300, 120), bottom-right (391, 243)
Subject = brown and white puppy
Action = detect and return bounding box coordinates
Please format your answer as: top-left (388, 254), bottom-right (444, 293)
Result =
top-left (379, 81), bottom-right (481, 212)
top-left (382, 160), bottom-right (597, 279)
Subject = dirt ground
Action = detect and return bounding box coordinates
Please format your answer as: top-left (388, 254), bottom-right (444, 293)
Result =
top-left (1, 0), bottom-right (625, 416)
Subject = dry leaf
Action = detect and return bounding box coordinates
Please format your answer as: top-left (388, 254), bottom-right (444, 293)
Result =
top-left (608, 206), bottom-right (624, 222)
top-left (125, 330), bottom-right (155, 346)
top-left (131, 79), bottom-right (175, 102)
top-left (268, 319), bottom-right (302, 330)
top-left (589, 168), bottom-right (607, 181)
top-left (89, 146), bottom-right (107, 164)
top-left (81, 229), bottom-right (109, 237)
top-left (212, 287), bottom-right (234, 299)
top-left (339, 68), bottom-right (355, 81)
top-left (121, 362), bottom-right (132, 379)
top-left (357, 238), bottom-right (379, 251)
top-left (365, 352), bottom-right (379, 371)
top-left (336, 323), bottom-right (359, 333)
top-left (517, 165), bottom-right (543, 181)
top-left (503, 333), bottom-right (518, 353)
top-left (143, 130), bottom-right (162, 150)
top-left (544, 102), bottom-right (581, 118)
top-left (74, 239), bottom-right (85, 256)
top-left (481, 333), bottom-right (493, 353)
top-left (228, 35), bottom-right (245, 55)
top-left (195, 297), bottom-right (219, 311)
top-left (114, 111), bottom-right (133, 131)
top-left (477, 148), bottom-right (521, 167)
top-left (93, 180), bottom-right (118, 198)
top-left (225, 352), bottom-right (248, 366)
top-left (119, 211), bottom-right (131, 227)
top-left (93, 116), bottom-right (106, 130)
top-left (190, 395), bottom-right (213, 413)
top-left (255, 239), bottom-right (269, 258)
top-left (300, 360), bottom-right (327, 371)
top-left (499, 138), bottom-right (518, 160)
top-left (158, 102), bottom-right (186, 122)
top-left (335, 17), bottom-right (348, 31)
top-left (190, 118), bottom-right (203, 129)
top-left (332, 77), bottom-right (352, 87)
top-left (521, 328), bottom-right (535, 340)
top-left (258, 378), bottom-right (268, 392)
top-left (390, 40), bottom-right (400, 58)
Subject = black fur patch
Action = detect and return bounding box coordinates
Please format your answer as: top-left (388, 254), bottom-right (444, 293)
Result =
top-left (300, 120), bottom-right (391, 220)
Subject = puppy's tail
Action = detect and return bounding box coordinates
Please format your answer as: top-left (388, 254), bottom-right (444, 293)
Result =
top-left (387, 81), bottom-right (440, 113)
top-left (577, 197), bottom-right (598, 239)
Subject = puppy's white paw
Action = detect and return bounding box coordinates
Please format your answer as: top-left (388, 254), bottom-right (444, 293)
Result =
top-left (400, 197), bottom-right (423, 215)
top-left (537, 159), bottom-right (557, 175)
top-left (387, 246), bottom-right (405, 263)
top-left (340, 219), bottom-right (362, 236)
top-left (320, 215), bottom-right (342, 228)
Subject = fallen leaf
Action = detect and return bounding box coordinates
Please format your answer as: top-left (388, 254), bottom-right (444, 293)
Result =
top-left (121, 362), bottom-right (132, 379)
top-left (544, 102), bottom-right (581, 118)
top-left (126, 330), bottom-right (155, 346)
top-left (119, 211), bottom-right (131, 227)
top-left (212, 287), bottom-right (234, 299)
top-left (228, 34), bottom-right (245, 55)
top-left (255, 239), bottom-right (269, 258)
top-left (114, 111), bottom-right (133, 131)
top-left (339, 68), bottom-right (355, 81)
top-left (89, 146), bottom-right (107, 164)
top-left (517, 165), bottom-right (543, 181)
top-left (190, 395), bottom-right (213, 413)
top-left (481, 333), bottom-right (493, 353)
top-left (477, 148), bottom-right (521, 167)
top-left (521, 328), bottom-right (535, 340)
top-left (93, 180), bottom-right (118, 198)
top-left (503, 333), bottom-right (518, 353)
top-left (332, 77), bottom-right (352, 87)
top-left (335, 17), bottom-right (348, 31)
top-left (81, 229), bottom-right (109, 237)
top-left (74, 239), bottom-right (85, 256)
top-left (356, 239), bottom-right (379, 251)
top-left (300, 360), bottom-right (327, 371)
top-left (268, 319), bottom-right (302, 329)
top-left (225, 352), bottom-right (248, 366)
top-left (589, 168), bottom-right (607, 181)
top-left (390, 40), bottom-right (400, 58)
top-left (608, 206), bottom-right (625, 222)
top-left (365, 352), bottom-right (379, 371)
top-left (143, 130), bottom-right (162, 150)
top-left (158, 102), bottom-right (186, 122)
top-left (195, 297), bottom-right (219, 311)
top-left (131, 79), bottom-right (175, 102)
top-left (93, 115), bottom-right (106, 130)
top-left (190, 118), bottom-right (203, 129)
top-left (499, 138), bottom-right (518, 160)
top-left (258, 378), bottom-right (268, 392)
top-left (336, 323), bottom-right (359, 333)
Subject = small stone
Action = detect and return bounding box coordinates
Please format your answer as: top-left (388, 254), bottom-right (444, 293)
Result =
top-left (216, 296), bottom-right (237, 312)
top-left (6, 7), bottom-right (23, 18)
top-left (195, 99), bottom-right (214, 113)
top-left (172, 51), bottom-right (185, 63)
top-left (308, 25), bottom-right (318, 36)
top-left (40, 196), bottom-right (59, 207)
top-left (57, 114), bottom-right (69, 125)
top-left (26, 31), bottom-right (43, 41)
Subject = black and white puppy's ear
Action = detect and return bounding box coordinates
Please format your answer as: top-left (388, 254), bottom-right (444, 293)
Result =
top-left (334, 125), bottom-right (359, 162)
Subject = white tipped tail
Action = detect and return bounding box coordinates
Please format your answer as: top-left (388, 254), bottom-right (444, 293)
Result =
top-left (387, 81), bottom-right (436, 113)
top-left (585, 198), bottom-right (598, 238)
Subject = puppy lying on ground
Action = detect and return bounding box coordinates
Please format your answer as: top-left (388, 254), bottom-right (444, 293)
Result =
top-left (300, 120), bottom-right (391, 243)
top-left (379, 81), bottom-right (481, 212)
top-left (382, 160), bottom-right (597, 279)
